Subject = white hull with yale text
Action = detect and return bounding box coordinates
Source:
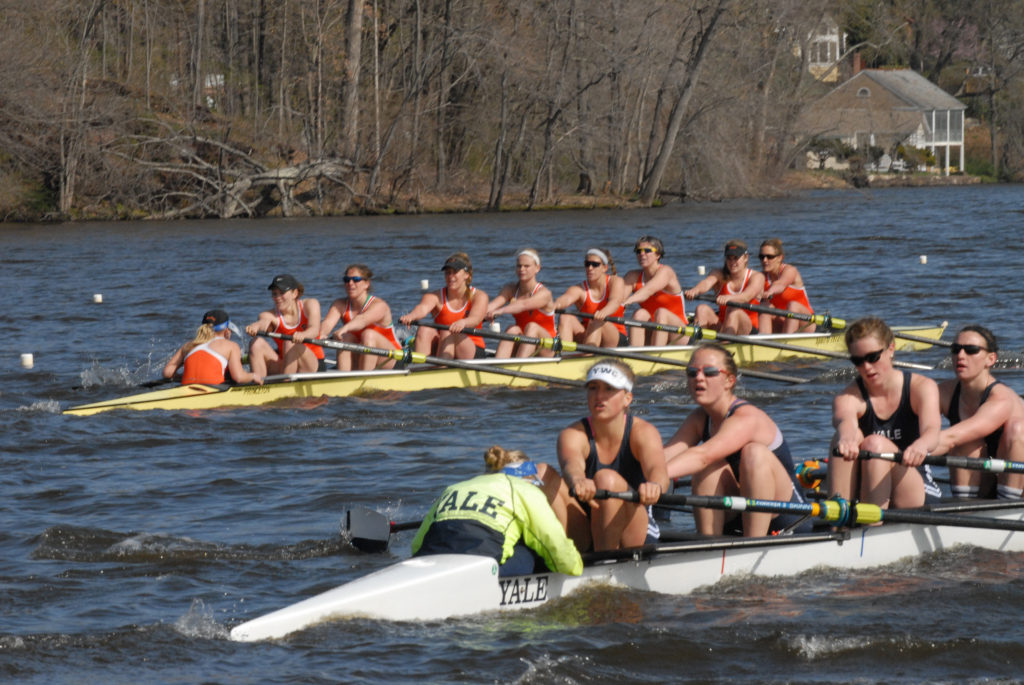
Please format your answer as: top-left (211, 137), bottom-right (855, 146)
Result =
top-left (229, 500), bottom-right (1024, 642)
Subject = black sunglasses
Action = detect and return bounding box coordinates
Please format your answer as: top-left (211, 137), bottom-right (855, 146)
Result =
top-left (758, 253), bottom-right (779, 260)
top-left (850, 349), bottom-right (885, 366)
top-left (950, 343), bottom-right (987, 355)
top-left (343, 275), bottom-right (365, 283)
top-left (685, 366), bottom-right (722, 378)
top-left (583, 260), bottom-right (604, 268)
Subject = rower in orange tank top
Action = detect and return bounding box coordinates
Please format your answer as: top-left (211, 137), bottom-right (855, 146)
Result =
top-left (757, 238), bottom-right (816, 334)
top-left (622, 236), bottom-right (689, 347)
top-left (246, 274), bottom-right (326, 377)
top-left (486, 248), bottom-right (558, 358)
top-left (320, 264), bottom-right (402, 370)
top-left (399, 252), bottom-right (490, 360)
top-left (164, 309), bottom-right (263, 386)
top-left (684, 240), bottom-right (764, 336)
top-left (553, 247), bottom-right (628, 348)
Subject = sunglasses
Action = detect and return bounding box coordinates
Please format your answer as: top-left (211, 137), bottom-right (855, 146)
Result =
top-left (850, 349), bottom-right (885, 366)
top-left (950, 343), bottom-right (987, 355)
top-left (685, 366), bottom-right (722, 378)
top-left (583, 260), bottom-right (604, 268)
top-left (634, 247), bottom-right (657, 255)
top-left (758, 253), bottom-right (779, 260)
top-left (343, 275), bottom-right (365, 283)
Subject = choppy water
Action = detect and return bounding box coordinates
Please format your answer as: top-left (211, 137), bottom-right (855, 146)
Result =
top-left (3, 185), bottom-right (1024, 683)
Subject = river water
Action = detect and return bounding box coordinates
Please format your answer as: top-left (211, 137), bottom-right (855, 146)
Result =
top-left (2, 185), bottom-right (1024, 683)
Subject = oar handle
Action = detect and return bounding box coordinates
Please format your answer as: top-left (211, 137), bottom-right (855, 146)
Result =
top-left (857, 449), bottom-right (1024, 473)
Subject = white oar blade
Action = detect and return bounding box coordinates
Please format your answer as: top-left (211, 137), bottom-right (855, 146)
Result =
top-left (229, 554), bottom-right (499, 641)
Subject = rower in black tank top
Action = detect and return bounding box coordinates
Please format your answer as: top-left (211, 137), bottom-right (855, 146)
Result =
top-left (857, 371), bottom-right (942, 501)
top-left (581, 414), bottom-right (659, 540)
top-left (945, 380), bottom-right (1004, 459)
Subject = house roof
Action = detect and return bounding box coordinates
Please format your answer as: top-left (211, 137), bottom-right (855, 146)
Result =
top-left (856, 69), bottom-right (965, 111)
top-left (798, 68), bottom-right (965, 141)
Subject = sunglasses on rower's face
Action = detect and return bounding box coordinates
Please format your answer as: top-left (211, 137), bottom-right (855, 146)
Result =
top-left (343, 275), bottom-right (365, 283)
top-left (685, 366), bottom-right (722, 378)
top-left (758, 253), bottom-right (779, 260)
top-left (634, 247), bottom-right (657, 255)
top-left (950, 343), bottom-right (987, 355)
top-left (583, 260), bottom-right (604, 268)
top-left (850, 349), bottom-right (885, 366)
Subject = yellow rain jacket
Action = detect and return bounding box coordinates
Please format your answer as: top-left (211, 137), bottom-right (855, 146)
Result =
top-left (411, 473), bottom-right (583, 576)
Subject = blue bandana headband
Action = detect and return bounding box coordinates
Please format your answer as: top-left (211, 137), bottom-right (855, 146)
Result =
top-left (501, 461), bottom-right (538, 479)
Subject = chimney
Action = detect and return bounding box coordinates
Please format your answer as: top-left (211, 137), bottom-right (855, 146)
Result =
top-left (853, 51), bottom-right (862, 74)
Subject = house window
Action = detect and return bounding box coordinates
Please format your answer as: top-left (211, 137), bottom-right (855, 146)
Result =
top-left (857, 87), bottom-right (870, 98)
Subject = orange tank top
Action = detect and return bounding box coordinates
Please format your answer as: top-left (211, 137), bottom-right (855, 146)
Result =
top-left (717, 269), bottom-right (758, 328)
top-left (435, 287), bottom-right (485, 348)
top-left (765, 265), bottom-right (813, 314)
top-left (511, 282), bottom-right (557, 337)
top-left (344, 295), bottom-right (401, 349)
top-left (632, 270), bottom-right (687, 323)
top-left (579, 275), bottom-right (626, 335)
top-left (182, 341), bottom-right (228, 384)
top-left (274, 301), bottom-right (326, 360)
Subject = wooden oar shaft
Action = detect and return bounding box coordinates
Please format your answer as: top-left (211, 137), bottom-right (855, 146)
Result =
top-left (415, 320), bottom-right (807, 384)
top-left (259, 331), bottom-right (584, 388)
top-left (859, 449), bottom-right (1024, 474)
top-left (596, 489), bottom-right (1024, 531)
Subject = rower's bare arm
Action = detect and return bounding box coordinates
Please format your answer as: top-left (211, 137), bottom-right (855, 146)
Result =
top-left (245, 311), bottom-right (276, 336)
top-left (763, 265), bottom-right (798, 298)
top-left (734, 271), bottom-right (766, 303)
top-left (399, 292), bottom-right (439, 325)
top-left (504, 285), bottom-right (552, 316)
top-left (664, 413), bottom-right (704, 478)
top-left (462, 290), bottom-right (490, 328)
top-left (340, 298), bottom-right (389, 336)
top-left (552, 286), bottom-right (584, 312)
top-left (684, 273), bottom-right (720, 300)
top-left (557, 425), bottom-right (594, 500)
top-left (485, 285), bottom-right (514, 317)
top-left (228, 344), bottom-right (262, 385)
top-left (833, 388), bottom-right (865, 460)
top-left (289, 300), bottom-right (320, 344)
top-left (632, 419), bottom-right (670, 504)
top-left (904, 374), bottom-right (941, 466)
top-left (162, 346), bottom-right (185, 379)
top-left (319, 300), bottom-right (345, 338)
top-left (938, 387), bottom-right (1017, 454)
top-left (596, 276), bottom-right (626, 319)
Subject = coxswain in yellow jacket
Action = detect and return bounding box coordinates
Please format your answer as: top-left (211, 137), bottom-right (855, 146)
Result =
top-left (411, 446), bottom-right (583, 577)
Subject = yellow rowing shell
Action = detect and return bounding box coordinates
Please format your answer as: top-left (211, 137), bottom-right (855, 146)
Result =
top-left (64, 323), bottom-right (947, 416)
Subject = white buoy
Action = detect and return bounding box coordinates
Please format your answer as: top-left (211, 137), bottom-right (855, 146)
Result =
top-left (420, 279), bottom-right (430, 291)
top-left (20, 353), bottom-right (33, 369)
top-left (93, 293), bottom-right (103, 303)
top-left (489, 321), bottom-right (501, 333)
top-left (919, 255), bottom-right (928, 264)
top-left (697, 265), bottom-right (706, 275)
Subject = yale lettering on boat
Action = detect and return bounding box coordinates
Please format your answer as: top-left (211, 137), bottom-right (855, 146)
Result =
top-left (499, 575), bottom-right (549, 606)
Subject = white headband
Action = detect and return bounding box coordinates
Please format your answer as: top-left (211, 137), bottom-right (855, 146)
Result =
top-left (586, 249), bottom-right (609, 265)
top-left (516, 249), bottom-right (541, 266)
top-left (586, 362), bottom-right (633, 392)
